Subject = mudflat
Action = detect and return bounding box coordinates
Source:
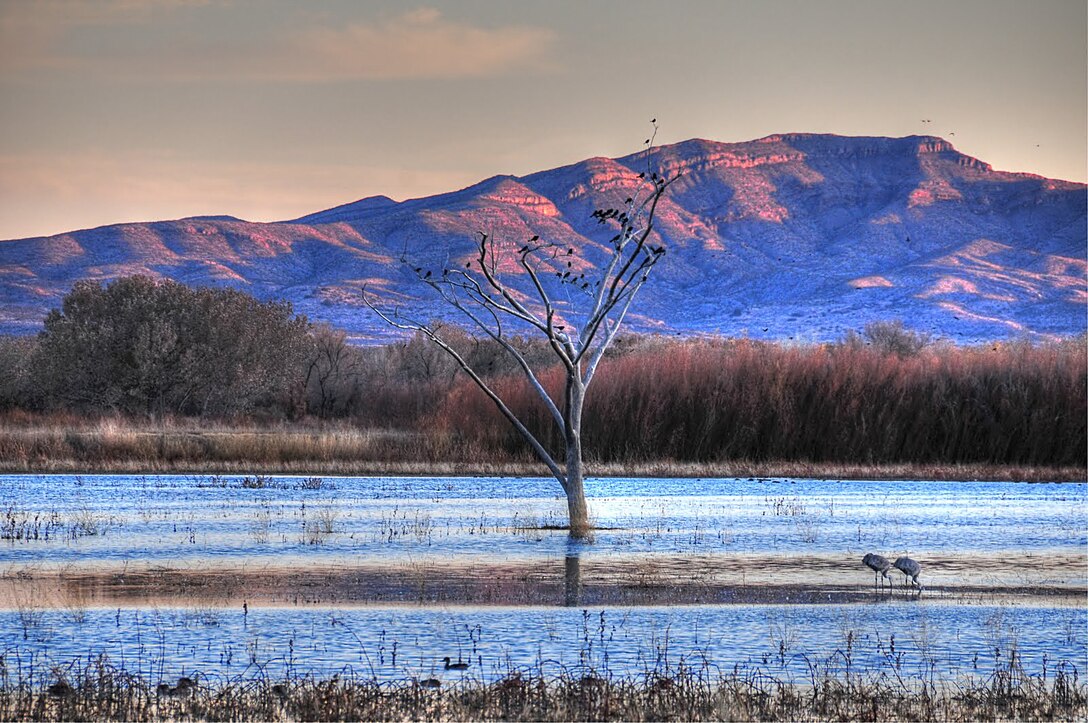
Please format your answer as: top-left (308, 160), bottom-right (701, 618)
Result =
top-left (4, 551), bottom-right (1083, 609)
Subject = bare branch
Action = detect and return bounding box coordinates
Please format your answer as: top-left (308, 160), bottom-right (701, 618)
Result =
top-left (362, 287), bottom-right (568, 489)
top-left (364, 128), bottom-right (678, 538)
top-left (429, 284), bottom-right (565, 429)
top-left (576, 173), bottom-right (678, 363)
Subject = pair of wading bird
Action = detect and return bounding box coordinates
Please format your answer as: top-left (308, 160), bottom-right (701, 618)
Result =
top-left (863, 553), bottom-right (922, 591)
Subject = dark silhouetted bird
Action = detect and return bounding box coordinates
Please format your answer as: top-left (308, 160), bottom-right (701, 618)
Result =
top-left (47, 681), bottom-right (73, 699)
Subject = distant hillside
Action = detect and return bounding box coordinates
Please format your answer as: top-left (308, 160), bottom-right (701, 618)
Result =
top-left (1, 134), bottom-right (1084, 342)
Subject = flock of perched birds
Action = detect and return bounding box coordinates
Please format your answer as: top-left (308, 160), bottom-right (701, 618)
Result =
top-left (863, 553), bottom-right (922, 592)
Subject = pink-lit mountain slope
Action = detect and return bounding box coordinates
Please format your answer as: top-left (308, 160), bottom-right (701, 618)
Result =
top-left (1, 134), bottom-right (1084, 343)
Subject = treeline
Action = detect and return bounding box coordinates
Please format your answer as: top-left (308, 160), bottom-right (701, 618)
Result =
top-left (0, 276), bottom-right (554, 421)
top-left (0, 276), bottom-right (1084, 467)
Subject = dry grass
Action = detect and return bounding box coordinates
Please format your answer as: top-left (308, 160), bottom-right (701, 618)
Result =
top-left (0, 412), bottom-right (1082, 481)
top-left (3, 654), bottom-right (1083, 722)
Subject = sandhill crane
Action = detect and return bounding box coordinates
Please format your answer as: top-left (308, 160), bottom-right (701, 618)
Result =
top-left (862, 553), bottom-right (892, 590)
top-left (443, 657), bottom-right (470, 671)
top-left (893, 556), bottom-right (922, 590)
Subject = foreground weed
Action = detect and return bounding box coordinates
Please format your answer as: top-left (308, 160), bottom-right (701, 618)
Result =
top-left (1, 654), bottom-right (1083, 722)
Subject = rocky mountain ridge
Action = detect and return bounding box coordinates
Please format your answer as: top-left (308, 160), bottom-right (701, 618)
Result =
top-left (1, 133), bottom-right (1084, 342)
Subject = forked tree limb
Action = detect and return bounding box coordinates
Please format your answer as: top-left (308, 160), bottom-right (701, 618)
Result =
top-left (361, 290), bottom-right (569, 490)
top-left (363, 138), bottom-right (679, 528)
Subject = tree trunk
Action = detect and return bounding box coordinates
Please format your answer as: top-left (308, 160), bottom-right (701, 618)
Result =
top-left (564, 373), bottom-right (591, 539)
top-left (564, 551), bottom-right (583, 606)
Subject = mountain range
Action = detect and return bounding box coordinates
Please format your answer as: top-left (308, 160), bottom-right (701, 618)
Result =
top-left (1, 133), bottom-right (1084, 343)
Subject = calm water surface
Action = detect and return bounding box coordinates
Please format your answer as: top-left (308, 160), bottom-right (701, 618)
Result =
top-left (1, 474), bottom-right (1084, 565)
top-left (1, 474), bottom-right (1085, 682)
top-left (1, 604), bottom-right (1084, 683)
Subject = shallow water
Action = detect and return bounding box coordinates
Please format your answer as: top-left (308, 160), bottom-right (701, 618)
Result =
top-left (1, 474), bottom-right (1084, 565)
top-left (1, 474), bottom-right (1084, 683)
top-left (1, 603), bottom-right (1083, 683)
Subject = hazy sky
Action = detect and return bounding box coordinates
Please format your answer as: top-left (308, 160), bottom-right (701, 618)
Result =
top-left (1, 0), bottom-right (1084, 239)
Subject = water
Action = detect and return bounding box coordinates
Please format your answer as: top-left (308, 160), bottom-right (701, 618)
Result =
top-left (2, 604), bottom-right (1084, 683)
top-left (1, 474), bottom-right (1084, 565)
top-left (1, 474), bottom-right (1085, 683)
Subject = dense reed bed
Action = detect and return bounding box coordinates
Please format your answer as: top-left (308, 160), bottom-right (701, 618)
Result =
top-left (443, 336), bottom-right (1086, 468)
top-left (2, 330), bottom-right (1084, 476)
top-left (4, 654), bottom-right (1084, 722)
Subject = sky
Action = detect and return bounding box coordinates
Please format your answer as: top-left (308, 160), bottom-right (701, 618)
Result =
top-left (0, 0), bottom-right (1084, 240)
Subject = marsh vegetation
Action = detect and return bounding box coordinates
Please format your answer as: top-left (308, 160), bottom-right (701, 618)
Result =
top-left (4, 645), bottom-right (1084, 722)
top-left (0, 278), bottom-right (1084, 477)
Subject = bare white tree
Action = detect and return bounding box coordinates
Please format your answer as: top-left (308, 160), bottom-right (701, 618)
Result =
top-left (364, 141), bottom-right (678, 539)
